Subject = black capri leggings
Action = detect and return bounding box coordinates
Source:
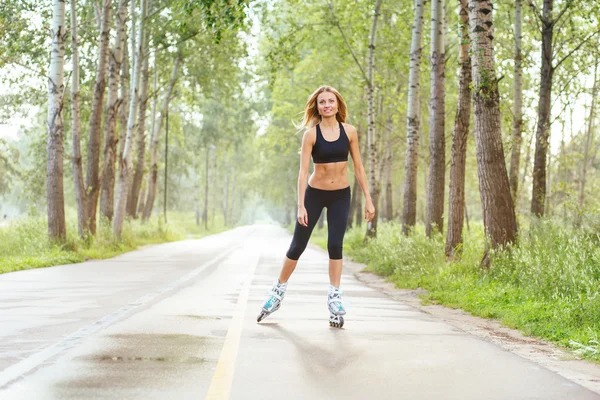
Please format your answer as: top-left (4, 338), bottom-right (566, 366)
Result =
top-left (286, 184), bottom-right (351, 260)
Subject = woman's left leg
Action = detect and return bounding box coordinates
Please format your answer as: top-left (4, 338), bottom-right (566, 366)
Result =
top-left (325, 188), bottom-right (351, 327)
top-left (326, 187), bottom-right (351, 286)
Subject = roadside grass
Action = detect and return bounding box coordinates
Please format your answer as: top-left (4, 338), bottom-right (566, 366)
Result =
top-left (0, 212), bottom-right (229, 275)
top-left (309, 219), bottom-right (600, 361)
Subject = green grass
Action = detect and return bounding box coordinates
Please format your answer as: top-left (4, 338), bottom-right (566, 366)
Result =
top-left (0, 212), bottom-right (230, 275)
top-left (309, 219), bottom-right (600, 361)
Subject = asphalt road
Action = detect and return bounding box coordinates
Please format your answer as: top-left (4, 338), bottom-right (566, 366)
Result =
top-left (0, 224), bottom-right (598, 399)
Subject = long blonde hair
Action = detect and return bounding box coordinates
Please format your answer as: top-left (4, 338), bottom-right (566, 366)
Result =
top-left (301, 86), bottom-right (348, 129)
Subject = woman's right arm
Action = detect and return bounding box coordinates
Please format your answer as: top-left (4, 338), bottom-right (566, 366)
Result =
top-left (297, 128), bottom-right (315, 226)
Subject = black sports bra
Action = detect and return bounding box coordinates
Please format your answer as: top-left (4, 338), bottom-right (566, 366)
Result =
top-left (311, 122), bottom-right (350, 164)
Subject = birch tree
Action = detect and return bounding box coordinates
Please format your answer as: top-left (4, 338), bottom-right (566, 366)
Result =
top-left (580, 57), bottom-right (599, 208)
top-left (509, 0), bottom-right (523, 201)
top-left (365, 0), bottom-right (383, 238)
top-left (528, 0), bottom-right (599, 216)
top-left (46, 0), bottom-right (66, 241)
top-left (85, 0), bottom-right (112, 234)
top-left (426, 0), bottom-right (446, 237)
top-left (70, 0), bottom-right (88, 238)
top-left (469, 0), bottom-right (517, 256)
top-left (142, 55), bottom-right (181, 221)
top-left (127, 34), bottom-right (151, 217)
top-left (114, 0), bottom-right (147, 238)
top-left (445, 0), bottom-right (471, 259)
top-left (100, 0), bottom-right (129, 223)
top-left (402, 0), bottom-right (426, 235)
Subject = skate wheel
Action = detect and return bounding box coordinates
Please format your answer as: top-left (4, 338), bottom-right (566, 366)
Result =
top-left (257, 311), bottom-right (268, 323)
top-left (329, 316), bottom-right (344, 328)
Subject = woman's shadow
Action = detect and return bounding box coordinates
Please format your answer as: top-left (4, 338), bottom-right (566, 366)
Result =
top-left (261, 322), bottom-right (364, 383)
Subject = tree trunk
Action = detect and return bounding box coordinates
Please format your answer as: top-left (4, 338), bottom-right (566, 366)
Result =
top-left (127, 40), bottom-right (150, 218)
top-left (137, 185), bottom-right (146, 216)
top-left (385, 141), bottom-right (393, 221)
top-left (469, 0), bottom-right (517, 251)
top-left (365, 0), bottom-right (383, 240)
top-left (531, 0), bottom-right (554, 217)
top-left (47, 0), bottom-right (67, 241)
top-left (113, 0), bottom-right (147, 238)
top-left (142, 56), bottom-right (181, 220)
top-left (579, 57), bottom-right (599, 208)
top-left (426, 0), bottom-right (446, 237)
top-left (445, 0), bottom-right (471, 260)
top-left (85, 0), bottom-right (113, 234)
top-left (401, 0), bottom-right (425, 233)
top-left (223, 159), bottom-right (230, 226)
top-left (70, 0), bottom-right (88, 238)
top-left (509, 0), bottom-right (523, 201)
top-left (203, 146), bottom-right (210, 230)
top-left (100, 0), bottom-right (129, 223)
top-left (119, 34), bottom-right (130, 164)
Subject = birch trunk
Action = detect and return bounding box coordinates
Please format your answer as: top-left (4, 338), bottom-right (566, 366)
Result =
top-left (509, 0), bottom-right (523, 201)
top-left (384, 141), bottom-right (393, 221)
top-left (469, 0), bottom-right (517, 253)
top-left (137, 185), bottom-right (146, 216)
top-left (71, 0), bottom-right (88, 238)
top-left (113, 0), bottom-right (147, 238)
top-left (203, 146), bottom-right (209, 229)
top-left (445, 0), bottom-right (471, 259)
top-left (402, 0), bottom-right (426, 234)
top-left (531, 0), bottom-right (554, 216)
top-left (127, 41), bottom-right (150, 217)
top-left (100, 0), bottom-right (129, 223)
top-left (47, 0), bottom-right (66, 241)
top-left (142, 56), bottom-right (180, 220)
top-left (580, 58), bottom-right (599, 208)
top-left (426, 0), bottom-right (446, 237)
top-left (85, 0), bottom-right (112, 234)
top-left (365, 0), bottom-right (383, 239)
top-left (119, 34), bottom-right (130, 163)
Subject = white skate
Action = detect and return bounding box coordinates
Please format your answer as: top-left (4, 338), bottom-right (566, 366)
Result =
top-left (257, 280), bottom-right (287, 323)
top-left (328, 284), bottom-right (346, 328)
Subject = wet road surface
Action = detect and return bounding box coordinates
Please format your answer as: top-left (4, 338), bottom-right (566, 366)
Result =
top-left (0, 224), bottom-right (598, 399)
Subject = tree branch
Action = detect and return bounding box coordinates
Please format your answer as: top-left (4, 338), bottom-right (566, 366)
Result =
top-left (555, 28), bottom-right (600, 70)
top-left (326, 0), bottom-right (369, 84)
top-left (527, 0), bottom-right (544, 24)
top-left (552, 0), bottom-right (573, 26)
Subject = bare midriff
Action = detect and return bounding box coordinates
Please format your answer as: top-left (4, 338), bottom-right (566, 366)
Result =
top-left (308, 161), bottom-right (350, 190)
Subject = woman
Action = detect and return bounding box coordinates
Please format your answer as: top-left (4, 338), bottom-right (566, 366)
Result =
top-left (257, 86), bottom-right (375, 328)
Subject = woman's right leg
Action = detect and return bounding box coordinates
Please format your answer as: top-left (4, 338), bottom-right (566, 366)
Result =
top-left (281, 186), bottom-right (324, 283)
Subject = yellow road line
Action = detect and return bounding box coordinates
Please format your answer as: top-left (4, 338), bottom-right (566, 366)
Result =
top-left (205, 251), bottom-right (259, 400)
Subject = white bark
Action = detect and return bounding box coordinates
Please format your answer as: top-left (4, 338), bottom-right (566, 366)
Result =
top-left (100, 0), bottom-right (130, 222)
top-left (402, 0), bottom-right (426, 234)
top-left (47, 0), bottom-right (67, 241)
top-left (509, 0), bottom-right (523, 200)
top-left (85, 0), bottom-right (113, 234)
top-left (113, 0), bottom-right (148, 238)
top-left (365, 0), bottom-right (383, 239)
top-left (143, 56), bottom-right (181, 220)
top-left (426, 0), bottom-right (446, 237)
top-left (71, 0), bottom-right (88, 238)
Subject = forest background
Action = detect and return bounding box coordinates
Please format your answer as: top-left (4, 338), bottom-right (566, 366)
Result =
top-left (2, 0), bottom-right (600, 361)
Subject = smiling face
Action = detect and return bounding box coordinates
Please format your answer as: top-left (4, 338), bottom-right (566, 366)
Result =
top-left (317, 91), bottom-right (338, 118)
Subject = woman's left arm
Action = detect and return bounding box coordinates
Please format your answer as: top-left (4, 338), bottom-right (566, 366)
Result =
top-left (346, 124), bottom-right (375, 222)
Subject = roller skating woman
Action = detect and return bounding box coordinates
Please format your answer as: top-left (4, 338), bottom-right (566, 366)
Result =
top-left (257, 86), bottom-right (375, 328)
